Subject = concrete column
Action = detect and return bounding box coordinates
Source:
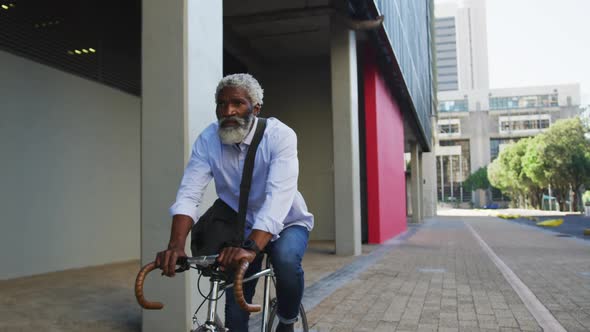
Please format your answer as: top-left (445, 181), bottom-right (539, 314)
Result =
top-left (418, 151), bottom-right (425, 218)
top-left (440, 156), bottom-right (445, 201)
top-left (421, 150), bottom-right (438, 217)
top-left (142, 1), bottom-right (222, 331)
top-left (330, 21), bottom-right (361, 256)
top-left (410, 142), bottom-right (423, 223)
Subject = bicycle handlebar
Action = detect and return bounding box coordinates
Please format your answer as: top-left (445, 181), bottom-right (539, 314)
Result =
top-left (233, 259), bottom-right (262, 313)
top-left (134, 256), bottom-right (262, 313)
top-left (134, 262), bottom-right (164, 310)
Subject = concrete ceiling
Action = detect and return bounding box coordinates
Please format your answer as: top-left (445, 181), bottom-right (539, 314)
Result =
top-left (223, 0), bottom-right (334, 64)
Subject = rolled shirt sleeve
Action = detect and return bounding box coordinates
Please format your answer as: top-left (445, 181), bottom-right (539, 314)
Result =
top-left (169, 133), bottom-right (213, 223)
top-left (252, 128), bottom-right (299, 239)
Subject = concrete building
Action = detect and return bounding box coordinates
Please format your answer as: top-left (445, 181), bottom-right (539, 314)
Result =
top-left (437, 84), bottom-right (581, 204)
top-left (1, 0), bottom-right (435, 330)
top-left (434, 0), bottom-right (582, 205)
top-left (435, 0), bottom-right (489, 92)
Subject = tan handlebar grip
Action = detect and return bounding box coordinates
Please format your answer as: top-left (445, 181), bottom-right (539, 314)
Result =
top-left (233, 259), bottom-right (261, 313)
top-left (135, 262), bottom-right (164, 310)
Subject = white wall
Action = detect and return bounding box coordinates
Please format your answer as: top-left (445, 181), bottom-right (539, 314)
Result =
top-left (255, 60), bottom-right (335, 241)
top-left (0, 50), bottom-right (140, 279)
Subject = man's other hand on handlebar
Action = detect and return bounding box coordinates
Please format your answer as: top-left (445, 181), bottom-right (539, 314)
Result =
top-left (217, 247), bottom-right (257, 271)
top-left (217, 230), bottom-right (273, 270)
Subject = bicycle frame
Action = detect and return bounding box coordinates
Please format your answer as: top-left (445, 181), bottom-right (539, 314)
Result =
top-left (197, 257), bottom-right (274, 332)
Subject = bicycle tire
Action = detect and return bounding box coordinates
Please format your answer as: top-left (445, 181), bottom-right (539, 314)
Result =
top-left (267, 299), bottom-right (309, 332)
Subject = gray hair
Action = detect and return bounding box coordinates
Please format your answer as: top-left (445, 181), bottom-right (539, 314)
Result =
top-left (215, 73), bottom-right (264, 106)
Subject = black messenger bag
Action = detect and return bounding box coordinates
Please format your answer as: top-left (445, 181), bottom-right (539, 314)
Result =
top-left (190, 118), bottom-right (267, 256)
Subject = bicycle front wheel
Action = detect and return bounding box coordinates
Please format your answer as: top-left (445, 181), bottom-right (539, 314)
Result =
top-left (267, 299), bottom-right (309, 332)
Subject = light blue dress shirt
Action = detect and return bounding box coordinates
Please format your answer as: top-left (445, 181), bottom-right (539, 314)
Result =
top-left (169, 117), bottom-right (314, 240)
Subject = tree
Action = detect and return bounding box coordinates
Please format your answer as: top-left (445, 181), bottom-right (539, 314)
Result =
top-left (489, 118), bottom-right (590, 211)
top-left (463, 166), bottom-right (490, 192)
top-left (488, 146), bottom-right (516, 200)
top-left (489, 138), bottom-right (543, 208)
top-left (539, 118), bottom-right (590, 211)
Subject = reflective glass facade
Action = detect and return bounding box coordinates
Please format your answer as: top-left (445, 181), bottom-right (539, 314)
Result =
top-left (373, 0), bottom-right (435, 148)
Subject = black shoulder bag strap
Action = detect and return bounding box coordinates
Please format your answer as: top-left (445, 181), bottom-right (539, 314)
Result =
top-left (237, 118), bottom-right (267, 239)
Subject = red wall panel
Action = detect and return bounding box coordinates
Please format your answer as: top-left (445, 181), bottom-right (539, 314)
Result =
top-left (364, 56), bottom-right (407, 243)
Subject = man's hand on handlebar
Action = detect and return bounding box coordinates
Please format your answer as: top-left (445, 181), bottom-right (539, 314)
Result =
top-left (155, 246), bottom-right (187, 277)
top-left (156, 215), bottom-right (193, 277)
top-left (217, 247), bottom-right (256, 270)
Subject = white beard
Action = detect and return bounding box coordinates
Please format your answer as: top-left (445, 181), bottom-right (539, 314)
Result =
top-left (218, 115), bottom-right (253, 144)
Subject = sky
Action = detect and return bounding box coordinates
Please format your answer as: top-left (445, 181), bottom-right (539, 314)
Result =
top-left (435, 0), bottom-right (590, 105)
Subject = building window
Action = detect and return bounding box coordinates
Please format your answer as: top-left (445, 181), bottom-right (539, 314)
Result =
top-left (489, 93), bottom-right (558, 110)
top-left (498, 115), bottom-right (551, 134)
top-left (439, 123), bottom-right (460, 134)
top-left (438, 99), bottom-right (468, 112)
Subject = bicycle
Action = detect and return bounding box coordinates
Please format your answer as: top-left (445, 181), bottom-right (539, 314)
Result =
top-left (135, 254), bottom-right (309, 332)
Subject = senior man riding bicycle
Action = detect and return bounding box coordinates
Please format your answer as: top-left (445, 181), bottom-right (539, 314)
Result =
top-left (155, 73), bottom-right (314, 332)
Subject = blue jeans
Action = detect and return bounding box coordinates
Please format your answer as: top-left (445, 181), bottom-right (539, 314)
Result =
top-left (225, 225), bottom-right (309, 332)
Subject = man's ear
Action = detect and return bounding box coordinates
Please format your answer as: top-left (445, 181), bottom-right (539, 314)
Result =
top-left (253, 104), bottom-right (261, 116)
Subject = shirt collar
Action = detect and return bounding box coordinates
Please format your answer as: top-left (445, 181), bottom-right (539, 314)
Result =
top-left (242, 117), bottom-right (259, 146)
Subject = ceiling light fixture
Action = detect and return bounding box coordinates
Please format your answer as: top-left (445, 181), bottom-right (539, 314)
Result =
top-left (1, 5), bottom-right (9, 9)
top-left (68, 48), bottom-right (96, 55)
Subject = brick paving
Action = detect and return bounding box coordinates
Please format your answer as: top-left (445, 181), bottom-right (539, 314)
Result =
top-left (305, 218), bottom-right (542, 332)
top-left (2, 216), bottom-right (589, 331)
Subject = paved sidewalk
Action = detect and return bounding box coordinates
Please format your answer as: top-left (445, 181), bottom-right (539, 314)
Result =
top-left (469, 218), bottom-right (590, 331)
top-left (2, 216), bottom-right (590, 331)
top-left (0, 241), bottom-right (370, 332)
top-left (304, 217), bottom-right (590, 332)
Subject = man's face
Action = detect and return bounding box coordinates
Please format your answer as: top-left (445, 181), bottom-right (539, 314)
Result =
top-left (216, 86), bottom-right (260, 144)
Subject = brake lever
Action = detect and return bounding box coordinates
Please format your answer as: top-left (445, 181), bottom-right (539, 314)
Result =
top-left (175, 256), bottom-right (190, 273)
